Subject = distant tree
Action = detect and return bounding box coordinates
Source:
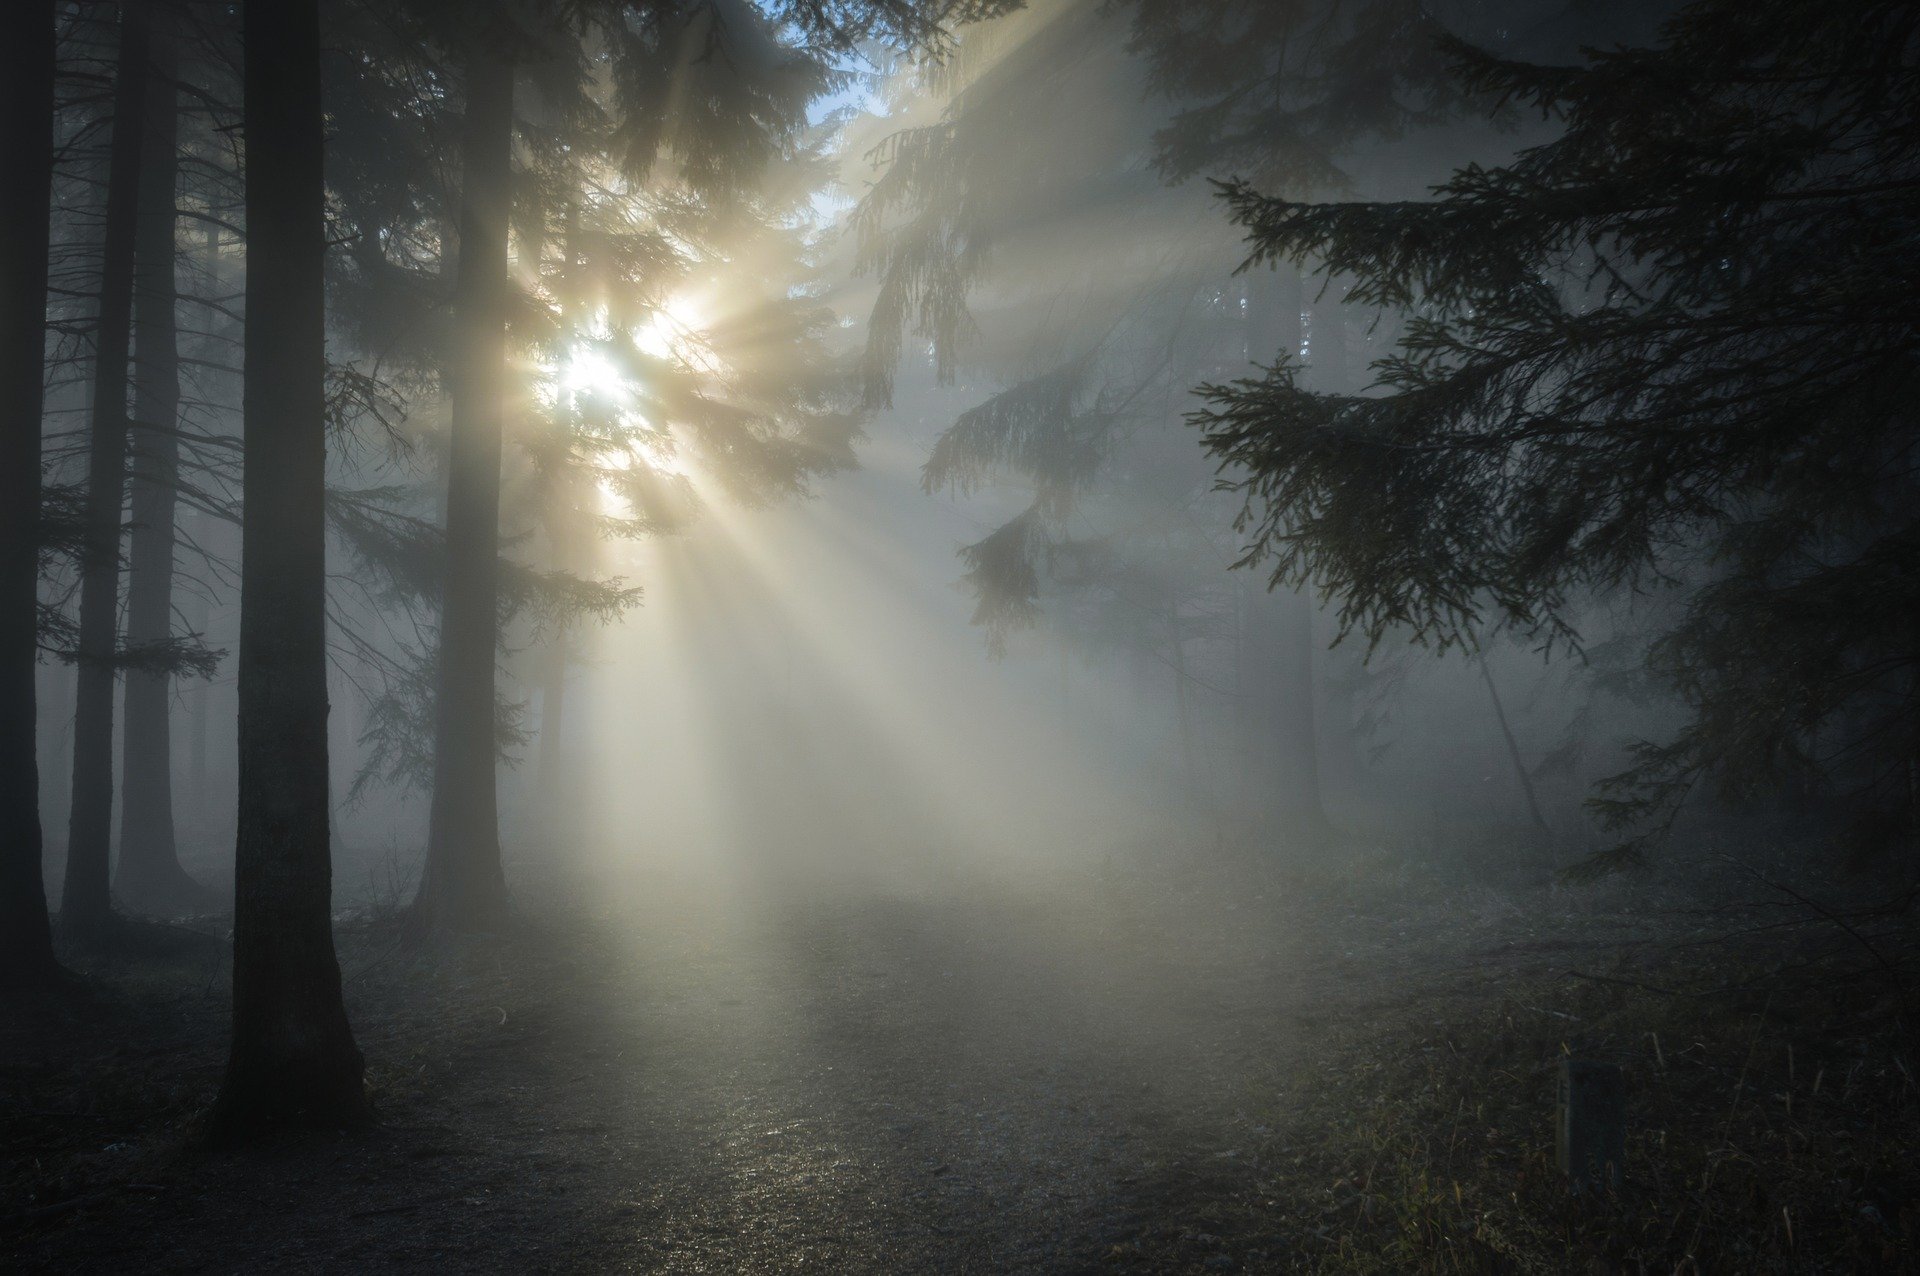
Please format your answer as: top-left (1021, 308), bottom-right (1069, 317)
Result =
top-left (414, 23), bottom-right (521, 933)
top-left (115, 20), bottom-right (220, 915)
top-left (1128, 0), bottom-right (1463, 191)
top-left (848, 0), bottom-right (1502, 833)
top-left (210, 0), bottom-right (367, 1137)
top-left (1, 0), bottom-right (62, 990)
top-left (1193, 0), bottom-right (1920, 868)
top-left (61, 0), bottom-right (154, 945)
top-left (313, 0), bottom-right (626, 836)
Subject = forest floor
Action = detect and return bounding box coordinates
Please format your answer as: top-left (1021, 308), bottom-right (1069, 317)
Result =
top-left (3, 839), bottom-right (1916, 1273)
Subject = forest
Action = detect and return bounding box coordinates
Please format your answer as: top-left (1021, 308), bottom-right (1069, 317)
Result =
top-left (2, 0), bottom-right (1916, 1270)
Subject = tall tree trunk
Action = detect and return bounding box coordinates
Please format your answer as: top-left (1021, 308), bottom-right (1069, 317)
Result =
top-left (1244, 268), bottom-right (1334, 844)
top-left (184, 228), bottom-right (225, 841)
top-left (1240, 585), bottom-right (1334, 842)
top-left (187, 571), bottom-right (209, 813)
top-left (533, 628), bottom-right (569, 812)
top-left (1058, 627), bottom-right (1070, 732)
top-left (532, 199), bottom-right (582, 835)
top-left (209, 0), bottom-right (366, 1140)
top-left (116, 26), bottom-right (207, 915)
top-left (61, 0), bottom-right (154, 943)
top-left (1, 0), bottom-right (62, 987)
top-left (1167, 594), bottom-right (1198, 805)
top-left (1274, 586), bottom-right (1332, 840)
top-left (414, 45), bottom-right (515, 933)
top-left (1266, 266), bottom-right (1302, 368)
top-left (1478, 654), bottom-right (1551, 835)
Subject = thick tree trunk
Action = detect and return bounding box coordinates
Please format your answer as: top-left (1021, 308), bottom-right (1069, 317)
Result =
top-left (208, 0), bottom-right (366, 1140)
top-left (1, 0), bottom-right (62, 987)
top-left (414, 46), bottom-right (515, 933)
top-left (116, 27), bottom-right (208, 915)
top-left (61, 0), bottom-right (153, 944)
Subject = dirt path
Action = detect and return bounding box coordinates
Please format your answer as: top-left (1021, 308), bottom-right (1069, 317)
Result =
top-left (3, 869), bottom-right (1643, 1272)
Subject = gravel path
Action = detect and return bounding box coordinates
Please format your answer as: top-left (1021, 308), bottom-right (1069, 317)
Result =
top-left (4, 868), bottom-right (1525, 1272)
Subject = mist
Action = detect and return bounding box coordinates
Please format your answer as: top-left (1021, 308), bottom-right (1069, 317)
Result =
top-left (5, 0), bottom-right (1916, 1271)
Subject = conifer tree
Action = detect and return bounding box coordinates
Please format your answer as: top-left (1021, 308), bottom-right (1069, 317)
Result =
top-left (405, 0), bottom-right (934, 931)
top-left (62, 0), bottom-right (154, 944)
top-left (1, 0), bottom-right (62, 989)
top-left (210, 0), bottom-right (367, 1138)
top-left (116, 20), bottom-right (218, 914)
top-left (1193, 0), bottom-right (1920, 866)
top-left (415, 26), bottom-right (519, 932)
top-left (848, 0), bottom-right (1496, 830)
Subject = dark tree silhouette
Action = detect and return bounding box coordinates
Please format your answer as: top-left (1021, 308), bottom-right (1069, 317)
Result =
top-left (0, 0), bottom-right (61, 989)
top-left (209, 0), bottom-right (367, 1139)
top-left (414, 36), bottom-right (517, 934)
top-left (116, 23), bottom-right (214, 915)
top-left (1193, 0), bottom-right (1920, 866)
top-left (62, 0), bottom-right (153, 944)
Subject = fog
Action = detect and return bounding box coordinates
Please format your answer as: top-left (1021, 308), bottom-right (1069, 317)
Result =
top-left (31, 0), bottom-right (1679, 911)
top-left (8, 0), bottom-right (1913, 1269)
top-left (32, 342), bottom-right (1663, 915)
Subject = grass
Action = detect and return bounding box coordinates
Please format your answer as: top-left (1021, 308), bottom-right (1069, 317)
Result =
top-left (1215, 876), bottom-right (1920, 1271)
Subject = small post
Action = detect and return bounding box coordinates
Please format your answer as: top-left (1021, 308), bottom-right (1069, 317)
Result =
top-left (1556, 1058), bottom-right (1625, 1192)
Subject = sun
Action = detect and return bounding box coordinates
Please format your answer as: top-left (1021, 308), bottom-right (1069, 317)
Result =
top-left (635, 295), bottom-right (707, 361)
top-left (551, 294), bottom-right (710, 401)
top-left (544, 292), bottom-right (714, 516)
top-left (559, 345), bottom-right (628, 401)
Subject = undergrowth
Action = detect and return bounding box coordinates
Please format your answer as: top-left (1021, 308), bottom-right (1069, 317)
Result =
top-left (1250, 923), bottom-right (1919, 1271)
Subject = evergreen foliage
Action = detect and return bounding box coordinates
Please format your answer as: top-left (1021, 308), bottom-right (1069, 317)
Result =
top-left (1193, 0), bottom-right (1920, 863)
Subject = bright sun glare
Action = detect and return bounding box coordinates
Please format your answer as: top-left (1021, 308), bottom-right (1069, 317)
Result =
top-left (560, 345), bottom-right (627, 400)
top-left (636, 295), bottom-right (706, 362)
top-left (556, 296), bottom-right (709, 402)
top-left (546, 296), bottom-right (716, 513)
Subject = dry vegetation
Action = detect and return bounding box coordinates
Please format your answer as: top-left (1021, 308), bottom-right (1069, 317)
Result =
top-left (1212, 887), bottom-right (1920, 1272)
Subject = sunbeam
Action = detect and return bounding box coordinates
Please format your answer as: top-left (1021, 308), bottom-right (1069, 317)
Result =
top-left (18, 1), bottom-right (1912, 1270)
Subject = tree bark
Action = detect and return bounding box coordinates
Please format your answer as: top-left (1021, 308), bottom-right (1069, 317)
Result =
top-left (208, 0), bottom-right (367, 1140)
top-left (1, 0), bottom-right (62, 987)
top-left (116, 25), bottom-right (208, 915)
top-left (414, 45), bottom-right (515, 933)
top-left (61, 0), bottom-right (154, 944)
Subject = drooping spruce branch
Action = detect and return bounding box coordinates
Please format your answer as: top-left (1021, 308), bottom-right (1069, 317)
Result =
top-left (1192, 0), bottom-right (1920, 861)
